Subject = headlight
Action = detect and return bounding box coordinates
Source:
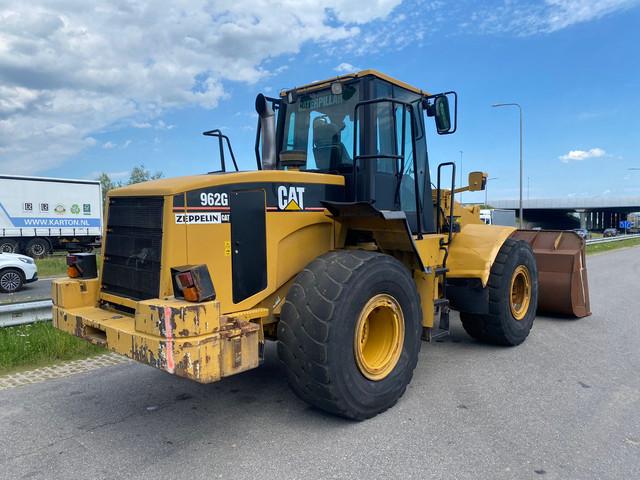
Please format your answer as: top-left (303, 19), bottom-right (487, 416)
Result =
top-left (19, 257), bottom-right (34, 265)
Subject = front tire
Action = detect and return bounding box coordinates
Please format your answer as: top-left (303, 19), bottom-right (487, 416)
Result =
top-left (0, 239), bottom-right (19, 254)
top-left (0, 268), bottom-right (24, 293)
top-left (460, 239), bottom-right (538, 346)
top-left (278, 250), bottom-right (422, 420)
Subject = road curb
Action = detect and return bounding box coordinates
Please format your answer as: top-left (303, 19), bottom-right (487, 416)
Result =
top-left (0, 353), bottom-right (131, 391)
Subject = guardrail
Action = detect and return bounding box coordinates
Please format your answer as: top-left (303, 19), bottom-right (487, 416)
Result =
top-left (0, 300), bottom-right (52, 327)
top-left (586, 233), bottom-right (640, 245)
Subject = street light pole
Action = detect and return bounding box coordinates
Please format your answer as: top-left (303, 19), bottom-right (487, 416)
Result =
top-left (492, 103), bottom-right (523, 228)
top-left (485, 177), bottom-right (499, 206)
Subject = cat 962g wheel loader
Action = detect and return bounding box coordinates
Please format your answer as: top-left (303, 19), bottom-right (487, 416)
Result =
top-left (52, 70), bottom-right (590, 420)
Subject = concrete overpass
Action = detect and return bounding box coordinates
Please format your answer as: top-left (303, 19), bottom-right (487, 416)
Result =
top-left (490, 197), bottom-right (640, 230)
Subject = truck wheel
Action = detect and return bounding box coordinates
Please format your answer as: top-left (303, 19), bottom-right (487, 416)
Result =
top-left (278, 250), bottom-right (422, 420)
top-left (0, 268), bottom-right (24, 293)
top-left (459, 239), bottom-right (538, 346)
top-left (25, 238), bottom-right (50, 258)
top-left (0, 239), bottom-right (19, 254)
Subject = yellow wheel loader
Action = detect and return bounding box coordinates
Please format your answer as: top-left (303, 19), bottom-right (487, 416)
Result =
top-left (52, 70), bottom-right (590, 420)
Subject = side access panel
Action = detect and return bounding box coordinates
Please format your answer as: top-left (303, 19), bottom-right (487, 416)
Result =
top-left (230, 190), bottom-right (267, 303)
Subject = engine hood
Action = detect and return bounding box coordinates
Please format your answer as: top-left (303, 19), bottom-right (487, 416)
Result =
top-left (108, 170), bottom-right (344, 197)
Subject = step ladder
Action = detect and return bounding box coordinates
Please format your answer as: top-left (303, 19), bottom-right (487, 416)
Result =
top-left (423, 266), bottom-right (451, 341)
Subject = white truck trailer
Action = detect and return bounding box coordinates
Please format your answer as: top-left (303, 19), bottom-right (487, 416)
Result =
top-left (479, 208), bottom-right (517, 227)
top-left (0, 175), bottom-right (102, 257)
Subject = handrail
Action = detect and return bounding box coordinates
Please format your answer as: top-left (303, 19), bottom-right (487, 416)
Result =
top-left (436, 162), bottom-right (456, 244)
top-left (202, 129), bottom-right (239, 172)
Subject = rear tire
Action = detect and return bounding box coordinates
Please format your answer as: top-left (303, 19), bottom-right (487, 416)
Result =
top-left (0, 268), bottom-right (24, 293)
top-left (278, 250), bottom-right (422, 420)
top-left (0, 239), bottom-right (19, 254)
top-left (459, 239), bottom-right (538, 346)
top-left (25, 238), bottom-right (50, 258)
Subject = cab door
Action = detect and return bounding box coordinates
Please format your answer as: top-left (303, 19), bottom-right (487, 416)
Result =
top-left (360, 90), bottom-right (424, 233)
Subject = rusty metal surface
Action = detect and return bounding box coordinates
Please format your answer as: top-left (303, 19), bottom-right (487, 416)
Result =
top-left (53, 304), bottom-right (262, 382)
top-left (51, 278), bottom-right (265, 383)
top-left (511, 230), bottom-right (591, 317)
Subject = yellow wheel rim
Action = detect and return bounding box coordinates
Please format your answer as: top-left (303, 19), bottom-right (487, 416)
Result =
top-left (510, 265), bottom-right (532, 320)
top-left (354, 294), bottom-right (404, 381)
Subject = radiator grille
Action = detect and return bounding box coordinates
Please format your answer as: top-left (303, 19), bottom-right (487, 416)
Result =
top-left (101, 196), bottom-right (164, 300)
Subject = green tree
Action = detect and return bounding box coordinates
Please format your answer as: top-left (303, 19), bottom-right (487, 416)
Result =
top-left (97, 166), bottom-right (163, 205)
top-left (128, 165), bottom-right (163, 184)
top-left (97, 172), bottom-right (120, 204)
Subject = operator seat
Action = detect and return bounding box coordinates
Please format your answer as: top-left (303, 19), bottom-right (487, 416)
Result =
top-left (312, 117), bottom-right (351, 171)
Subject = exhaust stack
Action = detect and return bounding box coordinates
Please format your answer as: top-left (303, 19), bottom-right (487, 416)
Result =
top-left (255, 94), bottom-right (276, 170)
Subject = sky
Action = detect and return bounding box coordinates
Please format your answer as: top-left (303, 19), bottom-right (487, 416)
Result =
top-left (1, 0), bottom-right (639, 203)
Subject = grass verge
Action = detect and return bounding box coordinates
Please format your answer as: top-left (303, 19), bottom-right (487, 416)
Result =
top-left (35, 252), bottom-right (101, 277)
top-left (34, 255), bottom-right (68, 277)
top-left (586, 237), bottom-right (640, 255)
top-left (0, 321), bottom-right (105, 375)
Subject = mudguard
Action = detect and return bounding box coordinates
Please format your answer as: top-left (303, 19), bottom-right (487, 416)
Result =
top-left (446, 223), bottom-right (517, 286)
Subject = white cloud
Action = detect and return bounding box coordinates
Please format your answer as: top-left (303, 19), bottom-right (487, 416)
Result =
top-left (102, 141), bottom-right (116, 149)
top-left (2, 0), bottom-right (634, 175)
top-left (0, 0), bottom-right (401, 174)
top-left (335, 0), bottom-right (638, 57)
top-left (155, 120), bottom-right (175, 131)
top-left (543, 0), bottom-right (638, 32)
top-left (334, 62), bottom-right (360, 73)
top-left (468, 0), bottom-right (639, 35)
top-left (559, 147), bottom-right (607, 163)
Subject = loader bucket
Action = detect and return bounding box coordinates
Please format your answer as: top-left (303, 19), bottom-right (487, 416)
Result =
top-left (510, 230), bottom-right (591, 318)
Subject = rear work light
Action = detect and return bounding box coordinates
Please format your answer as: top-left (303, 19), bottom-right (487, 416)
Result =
top-left (170, 265), bottom-right (216, 302)
top-left (66, 253), bottom-right (98, 279)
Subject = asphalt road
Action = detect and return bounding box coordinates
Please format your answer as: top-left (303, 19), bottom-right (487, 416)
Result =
top-left (0, 278), bottom-right (52, 305)
top-left (1, 248), bottom-right (639, 480)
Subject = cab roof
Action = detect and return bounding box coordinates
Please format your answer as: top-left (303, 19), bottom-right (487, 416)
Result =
top-left (281, 69), bottom-right (430, 97)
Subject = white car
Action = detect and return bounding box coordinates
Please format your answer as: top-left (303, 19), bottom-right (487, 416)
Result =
top-left (0, 252), bottom-right (38, 293)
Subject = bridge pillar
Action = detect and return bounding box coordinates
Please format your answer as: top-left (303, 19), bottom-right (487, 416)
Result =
top-left (576, 209), bottom-right (587, 230)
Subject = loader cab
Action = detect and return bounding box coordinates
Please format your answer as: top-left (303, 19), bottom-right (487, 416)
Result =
top-left (275, 71), bottom-right (449, 234)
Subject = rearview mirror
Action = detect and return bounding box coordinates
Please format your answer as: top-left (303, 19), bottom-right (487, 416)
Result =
top-left (468, 171), bottom-right (487, 191)
top-left (434, 95), bottom-right (451, 133)
top-left (424, 91), bottom-right (458, 135)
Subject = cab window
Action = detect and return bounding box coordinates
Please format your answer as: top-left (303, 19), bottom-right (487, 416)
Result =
top-left (281, 84), bottom-right (359, 171)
